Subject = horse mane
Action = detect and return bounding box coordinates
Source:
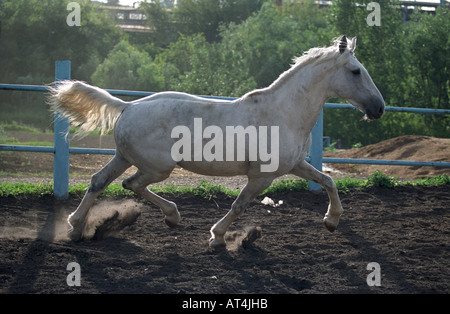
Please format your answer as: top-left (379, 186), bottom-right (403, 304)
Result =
top-left (243, 38), bottom-right (346, 100)
top-left (290, 36), bottom-right (351, 67)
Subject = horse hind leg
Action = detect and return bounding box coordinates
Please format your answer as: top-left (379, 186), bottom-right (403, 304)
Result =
top-left (122, 170), bottom-right (181, 228)
top-left (68, 154), bottom-right (131, 241)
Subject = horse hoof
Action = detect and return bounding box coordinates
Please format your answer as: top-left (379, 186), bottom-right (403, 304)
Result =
top-left (323, 217), bottom-right (338, 233)
top-left (209, 237), bottom-right (226, 250)
top-left (68, 227), bottom-right (83, 242)
top-left (165, 218), bottom-right (178, 228)
top-left (164, 214), bottom-right (181, 228)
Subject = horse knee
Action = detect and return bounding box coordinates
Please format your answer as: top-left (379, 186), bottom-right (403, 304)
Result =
top-left (88, 172), bottom-right (108, 193)
top-left (122, 177), bottom-right (134, 191)
top-left (321, 174), bottom-right (337, 192)
top-left (231, 201), bottom-right (246, 217)
top-left (123, 176), bottom-right (148, 193)
top-left (123, 171), bottom-right (170, 192)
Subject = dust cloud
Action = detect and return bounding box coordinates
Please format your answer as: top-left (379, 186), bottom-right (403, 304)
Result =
top-left (82, 199), bottom-right (142, 240)
top-left (225, 225), bottom-right (262, 251)
top-left (0, 199), bottom-right (143, 242)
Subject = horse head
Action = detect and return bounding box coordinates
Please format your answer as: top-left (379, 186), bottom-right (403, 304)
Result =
top-left (331, 35), bottom-right (385, 121)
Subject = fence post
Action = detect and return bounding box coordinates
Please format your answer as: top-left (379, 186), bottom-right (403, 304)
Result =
top-left (308, 109), bottom-right (323, 191)
top-left (53, 61), bottom-right (71, 199)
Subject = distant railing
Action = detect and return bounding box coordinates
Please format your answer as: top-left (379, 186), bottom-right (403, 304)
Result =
top-left (1, 61), bottom-right (449, 198)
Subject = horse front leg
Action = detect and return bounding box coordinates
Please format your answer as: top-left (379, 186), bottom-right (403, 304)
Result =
top-left (209, 177), bottom-right (273, 249)
top-left (291, 160), bottom-right (343, 232)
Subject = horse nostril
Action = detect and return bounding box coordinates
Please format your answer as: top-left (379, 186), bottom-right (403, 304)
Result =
top-left (368, 104), bottom-right (384, 120)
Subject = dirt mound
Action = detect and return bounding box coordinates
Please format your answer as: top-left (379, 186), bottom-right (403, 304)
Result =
top-left (325, 135), bottom-right (450, 179)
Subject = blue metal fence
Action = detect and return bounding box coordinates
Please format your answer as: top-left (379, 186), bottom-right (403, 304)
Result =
top-left (1, 61), bottom-right (449, 198)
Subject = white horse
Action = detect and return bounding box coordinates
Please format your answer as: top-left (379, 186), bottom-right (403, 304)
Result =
top-left (50, 36), bottom-right (384, 248)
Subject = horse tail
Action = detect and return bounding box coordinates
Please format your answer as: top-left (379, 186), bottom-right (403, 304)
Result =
top-left (49, 80), bottom-right (129, 138)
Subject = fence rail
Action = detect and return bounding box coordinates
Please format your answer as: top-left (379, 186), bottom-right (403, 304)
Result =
top-left (1, 61), bottom-right (449, 198)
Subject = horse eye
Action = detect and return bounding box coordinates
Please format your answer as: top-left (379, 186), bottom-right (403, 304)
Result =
top-left (351, 68), bottom-right (361, 75)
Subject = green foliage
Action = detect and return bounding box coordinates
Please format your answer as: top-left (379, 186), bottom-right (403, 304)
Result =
top-left (1, 172), bottom-right (448, 198)
top-left (91, 40), bottom-right (165, 91)
top-left (191, 180), bottom-right (239, 198)
top-left (335, 176), bottom-right (367, 193)
top-left (263, 178), bottom-right (309, 195)
top-left (137, 0), bottom-right (178, 48)
top-left (0, 0), bottom-right (121, 83)
top-left (0, 121), bottom-right (43, 133)
top-left (0, 182), bottom-right (54, 197)
top-left (404, 173), bottom-right (450, 186)
top-left (367, 170), bottom-right (398, 188)
top-left (405, 8), bottom-right (449, 110)
top-left (171, 35), bottom-right (257, 96)
top-left (219, 1), bottom-right (329, 88)
top-left (146, 0), bottom-right (265, 43)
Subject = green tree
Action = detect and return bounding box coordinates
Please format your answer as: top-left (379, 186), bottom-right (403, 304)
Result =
top-left (219, 1), bottom-right (329, 88)
top-left (138, 0), bottom-right (264, 45)
top-left (92, 40), bottom-right (165, 91)
top-left (405, 8), bottom-right (449, 110)
top-left (0, 0), bottom-right (122, 83)
top-left (402, 8), bottom-right (450, 137)
top-left (154, 34), bottom-right (256, 96)
top-left (174, 0), bottom-right (265, 42)
top-left (138, 0), bottom-right (178, 48)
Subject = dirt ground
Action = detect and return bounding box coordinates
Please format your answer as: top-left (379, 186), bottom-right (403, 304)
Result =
top-left (0, 185), bottom-right (448, 294)
top-left (0, 134), bottom-right (449, 294)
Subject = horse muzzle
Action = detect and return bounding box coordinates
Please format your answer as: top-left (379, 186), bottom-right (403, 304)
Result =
top-left (363, 97), bottom-right (385, 121)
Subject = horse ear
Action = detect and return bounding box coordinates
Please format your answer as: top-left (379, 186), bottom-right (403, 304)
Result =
top-left (339, 35), bottom-right (347, 54)
top-left (350, 37), bottom-right (357, 52)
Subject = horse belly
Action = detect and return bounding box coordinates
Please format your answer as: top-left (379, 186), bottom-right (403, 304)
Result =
top-left (178, 160), bottom-right (248, 176)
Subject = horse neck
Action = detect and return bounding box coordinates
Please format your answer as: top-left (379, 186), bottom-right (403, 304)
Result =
top-left (268, 60), bottom-right (334, 132)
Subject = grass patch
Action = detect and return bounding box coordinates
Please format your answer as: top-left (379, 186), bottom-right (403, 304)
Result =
top-left (263, 177), bottom-right (308, 195)
top-left (0, 181), bottom-right (54, 197)
top-left (0, 140), bottom-right (54, 147)
top-left (0, 121), bottom-right (44, 133)
top-left (0, 172), bottom-right (448, 198)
